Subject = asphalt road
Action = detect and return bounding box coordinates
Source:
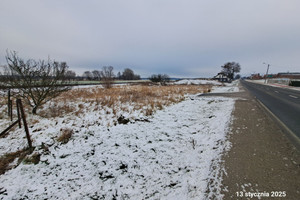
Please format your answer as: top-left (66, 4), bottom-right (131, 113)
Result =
top-left (241, 80), bottom-right (300, 139)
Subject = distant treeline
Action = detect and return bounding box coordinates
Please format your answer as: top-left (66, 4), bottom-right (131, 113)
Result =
top-left (81, 68), bottom-right (141, 81)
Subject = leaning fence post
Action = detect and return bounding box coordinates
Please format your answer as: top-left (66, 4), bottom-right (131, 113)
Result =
top-left (17, 99), bottom-right (32, 150)
top-left (16, 99), bottom-right (22, 128)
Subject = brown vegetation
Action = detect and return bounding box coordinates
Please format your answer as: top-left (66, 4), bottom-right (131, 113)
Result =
top-left (0, 149), bottom-right (32, 175)
top-left (51, 85), bottom-right (211, 116)
top-left (57, 128), bottom-right (74, 144)
top-left (23, 152), bottom-right (41, 165)
top-left (0, 84), bottom-right (211, 120)
top-left (39, 103), bottom-right (74, 118)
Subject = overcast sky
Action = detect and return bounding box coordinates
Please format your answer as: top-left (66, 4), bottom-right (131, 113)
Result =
top-left (1, 0), bottom-right (299, 78)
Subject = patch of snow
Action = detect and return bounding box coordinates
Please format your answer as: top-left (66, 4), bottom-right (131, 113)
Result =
top-left (211, 80), bottom-right (240, 93)
top-left (175, 79), bottom-right (223, 86)
top-left (71, 85), bottom-right (103, 89)
top-left (0, 95), bottom-right (235, 199)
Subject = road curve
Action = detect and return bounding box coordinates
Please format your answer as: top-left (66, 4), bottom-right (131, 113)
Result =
top-left (241, 80), bottom-right (300, 139)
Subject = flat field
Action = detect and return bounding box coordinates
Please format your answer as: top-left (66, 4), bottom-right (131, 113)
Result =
top-left (0, 83), bottom-right (236, 199)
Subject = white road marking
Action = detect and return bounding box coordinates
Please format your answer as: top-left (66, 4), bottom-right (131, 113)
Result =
top-left (289, 95), bottom-right (298, 99)
top-left (275, 91), bottom-right (279, 93)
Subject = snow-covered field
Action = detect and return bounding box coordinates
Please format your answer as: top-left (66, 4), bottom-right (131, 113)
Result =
top-left (211, 80), bottom-right (240, 93)
top-left (0, 83), bottom-right (237, 200)
top-left (175, 79), bottom-right (223, 86)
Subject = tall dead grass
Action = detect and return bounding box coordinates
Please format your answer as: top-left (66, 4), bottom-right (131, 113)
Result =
top-left (0, 148), bottom-right (32, 175)
top-left (48, 84), bottom-right (211, 117)
top-left (0, 85), bottom-right (212, 119)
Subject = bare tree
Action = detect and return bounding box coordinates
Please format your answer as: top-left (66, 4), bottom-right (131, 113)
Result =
top-left (121, 68), bottom-right (141, 80)
top-left (149, 74), bottom-right (170, 85)
top-left (117, 71), bottom-right (121, 80)
top-left (100, 66), bottom-right (114, 89)
top-left (3, 51), bottom-right (71, 114)
top-left (65, 70), bottom-right (76, 81)
top-left (92, 70), bottom-right (101, 81)
top-left (82, 71), bottom-right (93, 80)
top-left (221, 62), bottom-right (241, 80)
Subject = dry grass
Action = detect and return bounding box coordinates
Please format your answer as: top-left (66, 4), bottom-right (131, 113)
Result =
top-left (57, 128), bottom-right (74, 144)
top-left (33, 84), bottom-right (212, 119)
top-left (55, 84), bottom-right (210, 113)
top-left (0, 85), bottom-right (212, 121)
top-left (0, 91), bottom-right (32, 120)
top-left (39, 103), bottom-right (74, 118)
top-left (0, 149), bottom-right (31, 175)
top-left (23, 152), bottom-right (41, 165)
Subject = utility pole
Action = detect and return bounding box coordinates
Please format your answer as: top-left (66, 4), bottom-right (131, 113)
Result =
top-left (263, 63), bottom-right (270, 84)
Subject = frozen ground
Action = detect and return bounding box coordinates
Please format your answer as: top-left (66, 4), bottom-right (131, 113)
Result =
top-left (175, 79), bottom-right (223, 86)
top-left (0, 84), bottom-right (236, 200)
top-left (211, 80), bottom-right (239, 93)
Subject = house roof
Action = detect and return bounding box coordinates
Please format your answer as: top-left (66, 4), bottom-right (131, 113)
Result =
top-left (214, 73), bottom-right (229, 79)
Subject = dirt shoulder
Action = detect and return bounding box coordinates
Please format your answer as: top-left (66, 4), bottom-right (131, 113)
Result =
top-left (220, 82), bottom-right (300, 199)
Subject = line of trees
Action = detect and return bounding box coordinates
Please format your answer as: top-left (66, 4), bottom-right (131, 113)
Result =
top-left (81, 66), bottom-right (116, 88)
top-left (149, 74), bottom-right (170, 85)
top-left (0, 51), bottom-right (173, 114)
top-left (117, 68), bottom-right (141, 80)
top-left (82, 67), bottom-right (141, 81)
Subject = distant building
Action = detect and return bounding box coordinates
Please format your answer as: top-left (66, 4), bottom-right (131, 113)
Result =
top-left (265, 74), bottom-right (277, 78)
top-left (266, 72), bottom-right (300, 87)
top-left (277, 72), bottom-right (300, 79)
top-left (251, 73), bottom-right (262, 80)
top-left (213, 72), bottom-right (230, 82)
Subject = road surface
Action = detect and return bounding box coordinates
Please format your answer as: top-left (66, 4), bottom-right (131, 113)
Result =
top-left (241, 80), bottom-right (300, 139)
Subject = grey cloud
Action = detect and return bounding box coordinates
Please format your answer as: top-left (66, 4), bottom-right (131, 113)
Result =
top-left (1, 0), bottom-right (300, 77)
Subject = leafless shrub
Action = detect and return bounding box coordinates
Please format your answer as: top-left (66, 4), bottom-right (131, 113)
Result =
top-left (100, 66), bottom-right (114, 89)
top-left (23, 152), bottom-right (41, 165)
top-left (145, 107), bottom-right (154, 116)
top-left (157, 102), bottom-right (163, 110)
top-left (3, 51), bottom-right (71, 114)
top-left (78, 103), bottom-right (84, 109)
top-left (39, 104), bottom-right (74, 118)
top-left (57, 128), bottom-right (73, 144)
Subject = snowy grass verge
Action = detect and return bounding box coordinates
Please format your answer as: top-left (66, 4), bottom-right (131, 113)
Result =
top-left (0, 95), bottom-right (234, 199)
top-left (211, 80), bottom-right (240, 93)
top-left (0, 85), bottom-right (209, 156)
top-left (175, 79), bottom-right (223, 86)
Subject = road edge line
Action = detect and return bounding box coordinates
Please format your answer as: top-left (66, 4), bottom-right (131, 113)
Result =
top-left (255, 98), bottom-right (300, 151)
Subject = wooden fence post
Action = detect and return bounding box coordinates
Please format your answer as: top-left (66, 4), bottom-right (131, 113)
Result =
top-left (7, 90), bottom-right (13, 121)
top-left (10, 99), bottom-right (13, 121)
top-left (8, 90), bottom-right (11, 118)
top-left (16, 99), bottom-right (22, 128)
top-left (17, 99), bottom-right (32, 150)
top-left (0, 120), bottom-right (20, 138)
